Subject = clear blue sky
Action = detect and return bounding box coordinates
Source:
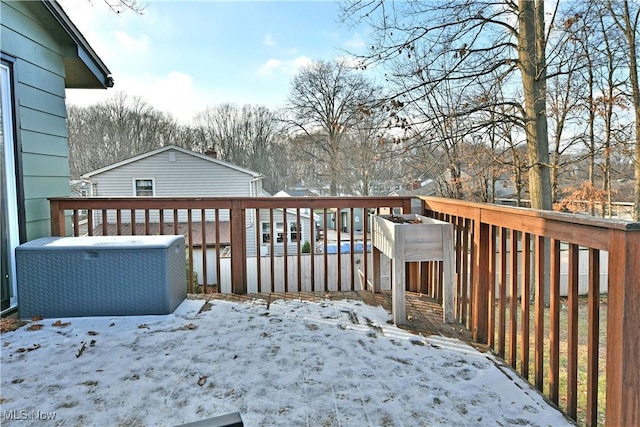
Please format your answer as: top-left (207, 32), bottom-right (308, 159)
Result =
top-left (60, 0), bottom-right (371, 123)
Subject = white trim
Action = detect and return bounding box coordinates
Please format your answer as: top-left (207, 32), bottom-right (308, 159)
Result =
top-left (259, 219), bottom-right (303, 245)
top-left (1, 63), bottom-right (19, 312)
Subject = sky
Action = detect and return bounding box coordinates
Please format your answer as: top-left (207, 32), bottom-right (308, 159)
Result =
top-left (0, 297), bottom-right (572, 426)
top-left (60, 0), bottom-right (371, 124)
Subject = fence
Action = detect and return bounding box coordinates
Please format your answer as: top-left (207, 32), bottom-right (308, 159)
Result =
top-left (419, 196), bottom-right (639, 427)
top-left (49, 195), bottom-right (639, 426)
top-left (49, 196), bottom-right (410, 294)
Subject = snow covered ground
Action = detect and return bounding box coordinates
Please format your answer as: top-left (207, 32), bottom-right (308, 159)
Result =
top-left (0, 297), bottom-right (571, 426)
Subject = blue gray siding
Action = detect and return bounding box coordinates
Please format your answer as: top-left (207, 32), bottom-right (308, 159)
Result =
top-left (1, 1), bottom-right (71, 239)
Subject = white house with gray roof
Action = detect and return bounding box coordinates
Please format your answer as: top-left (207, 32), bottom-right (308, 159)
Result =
top-left (81, 145), bottom-right (315, 286)
top-left (83, 145), bottom-right (264, 199)
top-left (81, 144), bottom-right (264, 254)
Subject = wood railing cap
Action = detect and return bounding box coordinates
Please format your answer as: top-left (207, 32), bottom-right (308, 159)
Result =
top-left (419, 196), bottom-right (640, 232)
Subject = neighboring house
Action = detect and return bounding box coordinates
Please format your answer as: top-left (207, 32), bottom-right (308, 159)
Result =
top-left (70, 179), bottom-right (91, 197)
top-left (275, 186), bottom-right (370, 239)
top-left (81, 144), bottom-right (263, 252)
top-left (492, 173), bottom-right (517, 200)
top-left (273, 185), bottom-right (320, 244)
top-left (336, 207), bottom-right (369, 234)
top-left (392, 172), bottom-right (516, 202)
top-left (274, 186), bottom-right (320, 198)
top-left (388, 181), bottom-right (434, 214)
top-left (81, 145), bottom-right (317, 284)
top-left (257, 208), bottom-right (315, 256)
top-left (83, 145), bottom-right (264, 200)
top-left (1, 0), bottom-right (112, 314)
top-left (389, 179), bottom-right (437, 198)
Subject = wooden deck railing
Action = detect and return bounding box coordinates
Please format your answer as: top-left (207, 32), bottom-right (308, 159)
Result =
top-left (419, 196), bottom-right (639, 427)
top-left (49, 196), bottom-right (412, 294)
top-left (49, 195), bottom-right (638, 426)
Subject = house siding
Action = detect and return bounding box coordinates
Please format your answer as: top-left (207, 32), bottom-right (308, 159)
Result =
top-left (89, 149), bottom-right (254, 198)
top-left (86, 147), bottom-right (262, 257)
top-left (339, 207), bottom-right (367, 233)
top-left (255, 208), bottom-right (313, 257)
top-left (1, 1), bottom-right (71, 240)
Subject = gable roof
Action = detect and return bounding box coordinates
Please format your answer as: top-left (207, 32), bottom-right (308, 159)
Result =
top-left (389, 186), bottom-right (436, 197)
top-left (20, 0), bottom-right (113, 89)
top-left (275, 188), bottom-right (320, 197)
top-left (82, 145), bottom-right (264, 179)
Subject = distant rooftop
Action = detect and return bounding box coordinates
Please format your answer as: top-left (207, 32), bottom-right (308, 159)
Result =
top-left (276, 188), bottom-right (320, 197)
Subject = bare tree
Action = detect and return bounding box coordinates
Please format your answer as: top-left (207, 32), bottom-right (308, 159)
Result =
top-left (67, 92), bottom-right (178, 177)
top-left (476, 81), bottom-right (529, 205)
top-left (461, 135), bottom-right (509, 203)
top-left (474, 81), bottom-right (518, 204)
top-left (194, 104), bottom-right (244, 164)
top-left (345, 104), bottom-right (396, 195)
top-left (193, 104), bottom-right (286, 193)
top-left (549, 2), bottom-right (634, 217)
top-left (546, 45), bottom-right (585, 203)
top-left (607, 0), bottom-right (640, 220)
top-left (341, 0), bottom-right (569, 210)
top-left (101, 0), bottom-right (146, 15)
top-left (284, 59), bottom-right (380, 195)
top-left (565, 3), bottom-right (609, 215)
top-left (412, 77), bottom-right (469, 199)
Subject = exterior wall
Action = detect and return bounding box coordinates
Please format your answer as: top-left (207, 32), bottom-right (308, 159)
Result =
top-left (89, 148), bottom-right (255, 223)
top-left (89, 149), bottom-right (254, 199)
top-left (87, 147), bottom-right (262, 256)
top-left (255, 208), bottom-right (313, 257)
top-left (339, 208), bottom-right (368, 233)
top-left (1, 1), bottom-right (71, 240)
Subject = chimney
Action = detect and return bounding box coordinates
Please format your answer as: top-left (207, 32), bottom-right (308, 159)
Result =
top-left (204, 148), bottom-right (217, 159)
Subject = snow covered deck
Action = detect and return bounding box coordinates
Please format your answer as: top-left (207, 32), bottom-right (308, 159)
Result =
top-left (0, 293), bottom-right (571, 426)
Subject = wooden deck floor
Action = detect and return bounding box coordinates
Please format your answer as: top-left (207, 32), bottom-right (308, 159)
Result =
top-left (191, 290), bottom-right (487, 351)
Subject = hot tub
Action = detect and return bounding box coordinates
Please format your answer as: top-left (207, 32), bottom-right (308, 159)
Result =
top-left (16, 235), bottom-right (186, 319)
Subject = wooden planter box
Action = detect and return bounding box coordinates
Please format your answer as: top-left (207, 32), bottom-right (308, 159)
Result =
top-left (371, 214), bottom-right (454, 325)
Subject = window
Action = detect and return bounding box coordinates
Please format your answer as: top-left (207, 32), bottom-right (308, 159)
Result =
top-left (261, 220), bottom-right (301, 244)
top-left (134, 179), bottom-right (155, 196)
top-left (261, 223), bottom-right (271, 243)
top-left (276, 222), bottom-right (284, 242)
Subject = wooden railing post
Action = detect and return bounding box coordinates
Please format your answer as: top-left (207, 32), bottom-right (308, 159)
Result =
top-left (49, 199), bottom-right (65, 236)
top-left (472, 215), bottom-right (489, 343)
top-left (605, 227), bottom-right (640, 427)
top-left (230, 200), bottom-right (247, 294)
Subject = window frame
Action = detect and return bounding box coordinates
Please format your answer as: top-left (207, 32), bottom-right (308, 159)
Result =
top-left (260, 219), bottom-right (301, 245)
top-left (133, 178), bottom-right (155, 197)
top-left (1, 59), bottom-right (21, 313)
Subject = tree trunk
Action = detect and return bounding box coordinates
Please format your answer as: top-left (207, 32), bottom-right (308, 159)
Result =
top-left (623, 3), bottom-right (640, 221)
top-left (517, 0), bottom-right (553, 210)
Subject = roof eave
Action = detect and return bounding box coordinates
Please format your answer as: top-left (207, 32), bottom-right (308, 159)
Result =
top-left (40, 0), bottom-right (113, 89)
top-left (82, 145), bottom-right (264, 179)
